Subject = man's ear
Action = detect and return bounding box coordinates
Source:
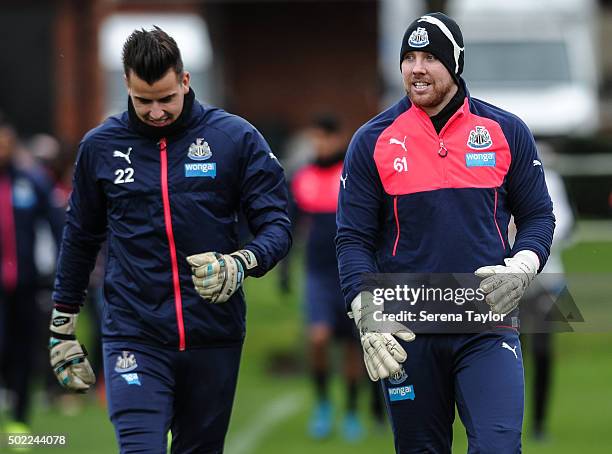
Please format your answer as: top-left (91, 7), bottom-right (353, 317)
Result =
top-left (181, 71), bottom-right (191, 93)
top-left (124, 73), bottom-right (131, 94)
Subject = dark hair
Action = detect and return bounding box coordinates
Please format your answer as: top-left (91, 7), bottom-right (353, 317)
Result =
top-left (122, 26), bottom-right (184, 84)
top-left (0, 110), bottom-right (9, 128)
top-left (312, 113), bottom-right (341, 134)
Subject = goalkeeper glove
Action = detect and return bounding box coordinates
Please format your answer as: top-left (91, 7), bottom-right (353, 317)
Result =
top-left (187, 250), bottom-right (257, 303)
top-left (350, 292), bottom-right (415, 381)
top-left (49, 309), bottom-right (95, 392)
top-left (475, 250), bottom-right (540, 315)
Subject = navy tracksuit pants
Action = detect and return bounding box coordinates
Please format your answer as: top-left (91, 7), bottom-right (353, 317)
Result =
top-left (0, 287), bottom-right (37, 423)
top-left (381, 329), bottom-right (524, 454)
top-left (103, 340), bottom-right (242, 454)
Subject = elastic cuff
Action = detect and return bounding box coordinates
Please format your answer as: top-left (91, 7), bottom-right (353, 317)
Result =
top-left (54, 303), bottom-right (80, 314)
top-left (50, 332), bottom-right (76, 341)
top-left (231, 249), bottom-right (259, 278)
top-left (513, 250), bottom-right (540, 273)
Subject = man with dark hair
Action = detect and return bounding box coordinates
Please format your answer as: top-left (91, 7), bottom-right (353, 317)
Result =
top-left (122, 26), bottom-right (184, 85)
top-left (49, 27), bottom-right (291, 453)
top-left (336, 12), bottom-right (554, 453)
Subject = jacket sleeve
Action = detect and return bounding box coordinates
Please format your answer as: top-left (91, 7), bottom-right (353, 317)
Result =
top-left (239, 128), bottom-right (292, 277)
top-left (52, 141), bottom-right (107, 308)
top-left (506, 119), bottom-right (555, 271)
top-left (335, 131), bottom-right (383, 309)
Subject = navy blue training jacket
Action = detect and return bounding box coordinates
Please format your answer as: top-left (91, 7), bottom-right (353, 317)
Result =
top-left (53, 99), bottom-right (292, 349)
top-left (336, 88), bottom-right (555, 308)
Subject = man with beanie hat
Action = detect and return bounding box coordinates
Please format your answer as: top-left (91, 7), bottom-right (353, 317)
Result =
top-left (336, 12), bottom-right (554, 453)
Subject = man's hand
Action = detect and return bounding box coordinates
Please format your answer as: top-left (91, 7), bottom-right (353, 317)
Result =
top-left (186, 250), bottom-right (257, 303)
top-left (475, 250), bottom-right (540, 315)
top-left (350, 292), bottom-right (415, 381)
top-left (49, 309), bottom-right (95, 392)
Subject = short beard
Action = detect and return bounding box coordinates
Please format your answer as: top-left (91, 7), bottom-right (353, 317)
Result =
top-left (407, 79), bottom-right (457, 114)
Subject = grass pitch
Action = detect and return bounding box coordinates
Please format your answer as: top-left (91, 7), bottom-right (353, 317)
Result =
top-left (19, 240), bottom-right (612, 453)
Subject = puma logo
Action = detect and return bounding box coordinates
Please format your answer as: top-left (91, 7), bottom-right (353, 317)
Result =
top-left (340, 173), bottom-right (347, 189)
top-left (389, 136), bottom-right (407, 152)
top-left (113, 147), bottom-right (132, 164)
top-left (502, 342), bottom-right (518, 359)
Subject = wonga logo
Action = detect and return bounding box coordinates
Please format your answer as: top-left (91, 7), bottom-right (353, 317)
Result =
top-left (388, 385), bottom-right (416, 402)
top-left (185, 162), bottom-right (217, 178)
top-left (465, 152), bottom-right (496, 168)
top-left (121, 373), bottom-right (142, 386)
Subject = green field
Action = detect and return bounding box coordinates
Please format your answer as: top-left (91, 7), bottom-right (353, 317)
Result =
top-left (13, 240), bottom-right (612, 453)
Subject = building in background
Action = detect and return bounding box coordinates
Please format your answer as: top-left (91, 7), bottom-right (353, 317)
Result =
top-left (0, 0), bottom-right (380, 155)
top-left (1, 0), bottom-right (612, 216)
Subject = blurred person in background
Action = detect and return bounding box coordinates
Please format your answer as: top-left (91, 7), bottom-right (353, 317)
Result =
top-left (49, 27), bottom-right (291, 453)
top-left (0, 113), bottom-right (64, 435)
top-left (290, 115), bottom-right (384, 441)
top-left (28, 134), bottom-right (74, 207)
top-left (513, 143), bottom-right (574, 441)
top-left (28, 135), bottom-right (73, 407)
top-left (29, 136), bottom-right (107, 413)
top-left (336, 12), bottom-right (554, 453)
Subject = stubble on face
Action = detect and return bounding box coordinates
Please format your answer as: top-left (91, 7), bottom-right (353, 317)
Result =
top-left (401, 54), bottom-right (458, 117)
top-left (407, 75), bottom-right (456, 114)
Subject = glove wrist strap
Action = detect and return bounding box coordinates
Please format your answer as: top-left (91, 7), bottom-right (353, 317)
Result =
top-left (50, 309), bottom-right (78, 337)
top-left (230, 249), bottom-right (258, 277)
top-left (50, 332), bottom-right (77, 341)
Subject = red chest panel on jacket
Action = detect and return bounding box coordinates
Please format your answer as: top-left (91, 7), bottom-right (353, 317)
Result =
top-left (292, 162), bottom-right (343, 213)
top-left (373, 99), bottom-right (511, 196)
